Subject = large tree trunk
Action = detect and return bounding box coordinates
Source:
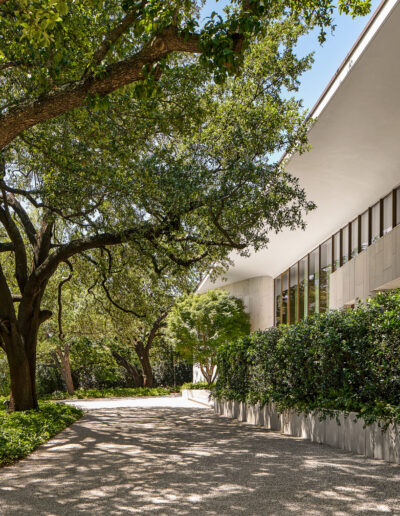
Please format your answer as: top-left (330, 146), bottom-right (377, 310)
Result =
top-left (5, 327), bottom-right (39, 411)
top-left (1, 285), bottom-right (51, 411)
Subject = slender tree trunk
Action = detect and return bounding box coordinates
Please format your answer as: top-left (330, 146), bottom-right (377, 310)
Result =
top-left (59, 351), bottom-right (75, 395)
top-left (112, 350), bottom-right (143, 387)
top-left (136, 344), bottom-right (153, 387)
top-left (199, 362), bottom-right (215, 385)
top-left (140, 352), bottom-right (154, 388)
top-left (62, 360), bottom-right (75, 395)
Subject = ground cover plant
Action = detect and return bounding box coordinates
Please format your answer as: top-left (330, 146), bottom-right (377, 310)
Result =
top-left (215, 289), bottom-right (400, 427)
top-left (0, 402), bottom-right (82, 467)
top-left (40, 386), bottom-right (177, 400)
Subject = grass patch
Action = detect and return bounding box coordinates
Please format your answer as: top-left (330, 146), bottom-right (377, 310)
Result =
top-left (180, 382), bottom-right (214, 391)
top-left (0, 402), bottom-right (83, 467)
top-left (41, 386), bottom-right (178, 400)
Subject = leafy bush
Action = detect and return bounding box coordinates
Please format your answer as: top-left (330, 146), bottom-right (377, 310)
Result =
top-left (180, 382), bottom-right (214, 391)
top-left (215, 290), bottom-right (400, 426)
top-left (40, 386), bottom-right (177, 400)
top-left (0, 402), bottom-right (82, 467)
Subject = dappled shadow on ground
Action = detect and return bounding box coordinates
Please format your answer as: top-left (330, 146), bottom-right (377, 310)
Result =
top-left (1, 406), bottom-right (399, 515)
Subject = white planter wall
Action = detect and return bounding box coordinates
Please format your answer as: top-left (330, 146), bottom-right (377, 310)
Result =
top-left (181, 389), bottom-right (213, 407)
top-left (214, 399), bottom-right (400, 464)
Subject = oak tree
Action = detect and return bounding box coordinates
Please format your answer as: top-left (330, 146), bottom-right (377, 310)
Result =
top-left (0, 2), bottom-right (370, 410)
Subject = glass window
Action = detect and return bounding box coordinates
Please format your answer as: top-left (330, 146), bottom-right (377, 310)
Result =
top-left (289, 265), bottom-right (298, 324)
top-left (281, 272), bottom-right (288, 325)
top-left (361, 211), bottom-right (369, 251)
top-left (275, 277), bottom-right (281, 325)
top-left (308, 249), bottom-right (319, 315)
top-left (320, 239), bottom-right (331, 313)
top-left (342, 225), bottom-right (349, 265)
top-left (298, 258), bottom-right (307, 320)
top-left (371, 202), bottom-right (380, 244)
top-left (397, 188), bottom-right (400, 226)
top-left (383, 193), bottom-right (393, 235)
top-left (333, 232), bottom-right (340, 271)
top-left (351, 219), bottom-right (359, 258)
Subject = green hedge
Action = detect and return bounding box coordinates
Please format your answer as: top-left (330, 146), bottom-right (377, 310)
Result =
top-left (40, 386), bottom-right (177, 400)
top-left (215, 290), bottom-right (400, 427)
top-left (180, 382), bottom-right (214, 391)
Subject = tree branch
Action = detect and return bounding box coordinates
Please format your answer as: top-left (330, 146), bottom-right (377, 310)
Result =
top-left (0, 193), bottom-right (28, 292)
top-left (82, 2), bottom-right (148, 78)
top-left (0, 241), bottom-right (13, 252)
top-left (57, 260), bottom-right (73, 341)
top-left (1, 191), bottom-right (37, 247)
top-left (100, 248), bottom-right (146, 318)
top-left (0, 25), bottom-right (202, 150)
top-left (145, 307), bottom-right (171, 350)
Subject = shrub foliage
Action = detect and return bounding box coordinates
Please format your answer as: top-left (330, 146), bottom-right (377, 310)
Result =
top-left (0, 403), bottom-right (82, 467)
top-left (215, 290), bottom-right (400, 426)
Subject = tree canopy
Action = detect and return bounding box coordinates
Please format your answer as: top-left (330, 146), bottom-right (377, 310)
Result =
top-left (0, 0), bottom-right (372, 410)
top-left (0, 0), bottom-right (370, 149)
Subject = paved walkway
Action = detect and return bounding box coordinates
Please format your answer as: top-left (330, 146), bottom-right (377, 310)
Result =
top-left (1, 396), bottom-right (400, 515)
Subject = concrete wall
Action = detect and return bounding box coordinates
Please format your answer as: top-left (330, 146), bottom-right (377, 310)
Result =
top-left (218, 275), bottom-right (274, 331)
top-left (214, 399), bottom-right (400, 464)
top-left (181, 389), bottom-right (213, 407)
top-left (330, 224), bottom-right (400, 309)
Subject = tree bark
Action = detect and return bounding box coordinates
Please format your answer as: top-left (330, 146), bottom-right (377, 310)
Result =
top-left (61, 359), bottom-right (75, 395)
top-left (4, 325), bottom-right (39, 411)
top-left (137, 346), bottom-right (154, 388)
top-left (54, 347), bottom-right (75, 395)
top-left (112, 350), bottom-right (143, 387)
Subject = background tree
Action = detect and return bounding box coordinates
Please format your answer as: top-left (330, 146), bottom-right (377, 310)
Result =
top-left (0, 25), bottom-right (318, 410)
top-left (40, 257), bottom-right (110, 395)
top-left (85, 246), bottom-right (197, 387)
top-left (167, 290), bottom-right (250, 384)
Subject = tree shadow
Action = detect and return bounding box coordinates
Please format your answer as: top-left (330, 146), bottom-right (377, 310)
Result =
top-left (1, 406), bottom-right (399, 515)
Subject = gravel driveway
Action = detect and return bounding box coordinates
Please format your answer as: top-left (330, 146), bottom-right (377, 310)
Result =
top-left (1, 396), bottom-right (399, 515)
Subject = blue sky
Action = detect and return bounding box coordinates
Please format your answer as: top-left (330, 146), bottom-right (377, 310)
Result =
top-left (201, 0), bottom-right (381, 111)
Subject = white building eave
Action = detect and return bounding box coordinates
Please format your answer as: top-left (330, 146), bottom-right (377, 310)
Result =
top-left (199, 0), bottom-right (400, 293)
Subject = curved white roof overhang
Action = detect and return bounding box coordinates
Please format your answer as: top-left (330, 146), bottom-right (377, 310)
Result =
top-left (199, 0), bottom-right (400, 293)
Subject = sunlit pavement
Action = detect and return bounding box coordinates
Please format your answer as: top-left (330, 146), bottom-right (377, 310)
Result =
top-left (1, 395), bottom-right (400, 515)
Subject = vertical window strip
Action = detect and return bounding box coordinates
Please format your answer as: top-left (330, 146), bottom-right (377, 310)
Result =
top-left (273, 185), bottom-right (400, 326)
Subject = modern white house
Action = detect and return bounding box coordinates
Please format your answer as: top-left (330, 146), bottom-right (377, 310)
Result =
top-left (197, 0), bottom-right (400, 333)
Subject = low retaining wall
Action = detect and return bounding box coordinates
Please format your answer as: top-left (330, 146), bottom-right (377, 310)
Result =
top-left (214, 399), bottom-right (400, 464)
top-left (182, 389), bottom-right (213, 407)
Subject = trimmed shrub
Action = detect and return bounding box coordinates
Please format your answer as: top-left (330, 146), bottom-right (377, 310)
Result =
top-left (215, 289), bottom-right (400, 426)
top-left (180, 382), bottom-right (214, 391)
